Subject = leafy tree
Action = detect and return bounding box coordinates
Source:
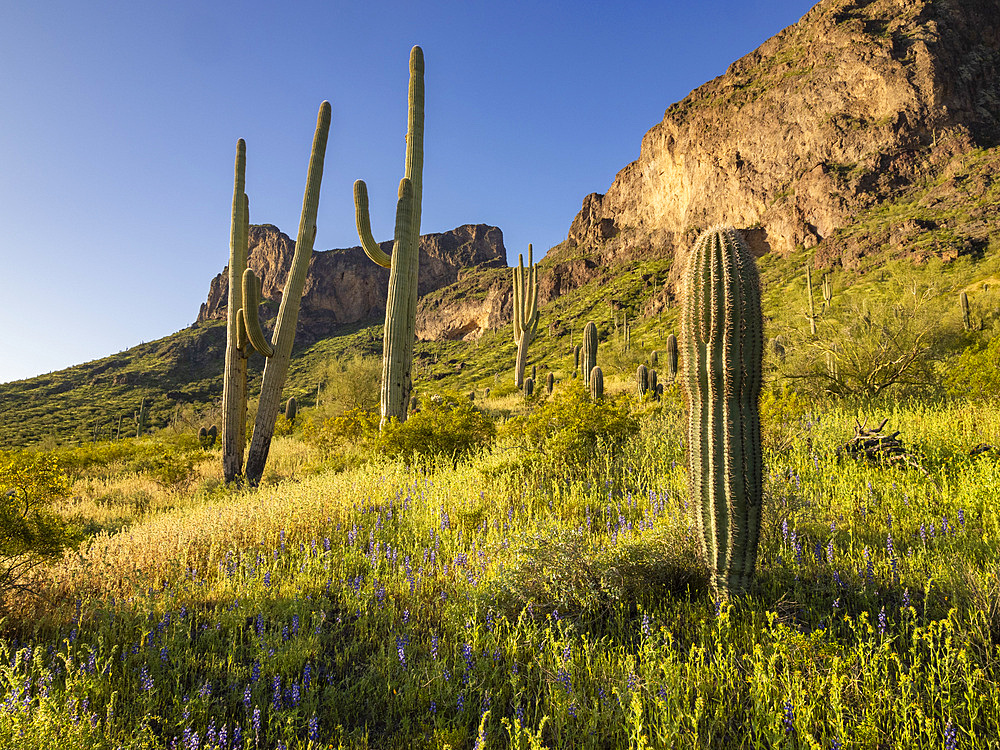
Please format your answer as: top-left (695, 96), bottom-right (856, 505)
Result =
top-left (0, 451), bottom-right (76, 609)
top-left (781, 287), bottom-right (949, 400)
top-left (379, 395), bottom-right (495, 461)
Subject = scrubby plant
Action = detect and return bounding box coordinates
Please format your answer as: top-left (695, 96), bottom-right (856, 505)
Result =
top-left (681, 226), bottom-right (763, 597)
top-left (379, 396), bottom-right (495, 462)
top-left (355, 46), bottom-right (425, 428)
top-left (0, 451), bottom-right (75, 610)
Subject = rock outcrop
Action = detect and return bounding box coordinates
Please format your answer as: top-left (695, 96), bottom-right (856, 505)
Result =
top-left (557, 0), bottom-right (1000, 276)
top-left (198, 223), bottom-right (507, 343)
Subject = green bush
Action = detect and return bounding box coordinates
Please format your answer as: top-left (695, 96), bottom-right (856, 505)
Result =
top-left (0, 452), bottom-right (76, 609)
top-left (499, 380), bottom-right (639, 481)
top-left (944, 332), bottom-right (1000, 399)
top-left (379, 396), bottom-right (495, 461)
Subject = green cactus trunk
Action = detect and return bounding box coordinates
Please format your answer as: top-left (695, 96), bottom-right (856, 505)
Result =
top-left (244, 102), bottom-right (331, 487)
top-left (546, 372), bottom-right (554, 395)
top-left (681, 226), bottom-right (764, 597)
top-left (589, 366), bottom-right (604, 400)
top-left (285, 397), bottom-right (297, 422)
top-left (636, 364), bottom-right (649, 397)
top-left (221, 140), bottom-right (250, 483)
top-left (523, 377), bottom-right (534, 398)
top-left (512, 244), bottom-right (539, 388)
top-left (961, 291), bottom-right (971, 331)
top-left (355, 46), bottom-right (425, 428)
top-left (666, 333), bottom-right (679, 382)
top-left (805, 265), bottom-right (817, 335)
top-left (581, 322), bottom-right (598, 381)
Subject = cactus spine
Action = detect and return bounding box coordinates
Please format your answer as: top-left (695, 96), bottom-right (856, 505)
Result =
top-left (589, 366), bottom-right (604, 400)
top-left (665, 333), bottom-right (679, 382)
top-left (239, 102), bottom-right (330, 487)
top-left (512, 244), bottom-right (539, 388)
top-left (636, 364), bottom-right (649, 397)
top-left (960, 291), bottom-right (971, 331)
top-left (355, 46), bottom-right (425, 428)
top-left (581, 322), bottom-right (598, 381)
top-left (681, 226), bottom-right (764, 597)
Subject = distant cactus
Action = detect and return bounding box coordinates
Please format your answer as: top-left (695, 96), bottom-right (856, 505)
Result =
top-left (581, 322), bottom-right (598, 381)
top-left (961, 291), bottom-right (971, 331)
top-left (665, 333), bottom-right (679, 382)
top-left (135, 398), bottom-right (148, 438)
top-left (822, 273), bottom-right (833, 309)
top-left (207, 425), bottom-right (218, 447)
top-left (355, 46), bottom-right (425, 428)
top-left (523, 377), bottom-right (534, 398)
top-left (681, 226), bottom-right (764, 597)
top-left (546, 372), bottom-right (554, 395)
top-left (636, 364), bottom-right (649, 397)
top-left (656, 383), bottom-right (664, 399)
top-left (198, 426), bottom-right (208, 446)
top-left (285, 396), bottom-right (297, 422)
top-left (573, 345), bottom-right (581, 371)
top-left (512, 244), bottom-right (539, 388)
top-left (649, 370), bottom-right (658, 398)
top-left (805, 265), bottom-right (817, 335)
top-left (589, 366), bottom-right (604, 400)
top-left (651, 350), bottom-right (659, 367)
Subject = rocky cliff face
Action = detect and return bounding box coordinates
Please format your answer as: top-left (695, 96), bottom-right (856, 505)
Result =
top-left (198, 223), bottom-right (507, 343)
top-left (557, 0), bottom-right (1000, 277)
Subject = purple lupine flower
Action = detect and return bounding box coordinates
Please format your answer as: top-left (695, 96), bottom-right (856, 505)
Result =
top-left (292, 615), bottom-right (299, 635)
top-left (219, 724), bottom-right (227, 749)
top-left (272, 675), bottom-right (281, 710)
top-left (457, 692), bottom-right (465, 712)
top-left (303, 663), bottom-right (312, 689)
top-left (309, 713), bottom-right (319, 741)
top-left (252, 706), bottom-right (261, 743)
top-left (944, 720), bottom-right (957, 750)
top-left (397, 637), bottom-right (407, 669)
top-left (783, 701), bottom-right (795, 734)
top-left (430, 700), bottom-right (437, 715)
top-left (243, 686), bottom-right (252, 712)
top-left (264, 572), bottom-right (271, 588)
top-left (291, 681), bottom-right (300, 707)
top-left (431, 633), bottom-right (439, 660)
top-left (903, 588), bottom-right (911, 609)
top-left (827, 539), bottom-right (835, 564)
top-left (878, 607), bottom-right (887, 636)
top-left (958, 509), bottom-right (965, 526)
top-left (251, 660), bottom-right (260, 683)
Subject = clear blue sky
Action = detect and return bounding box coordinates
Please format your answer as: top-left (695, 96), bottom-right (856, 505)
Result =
top-left (0, 0), bottom-right (816, 384)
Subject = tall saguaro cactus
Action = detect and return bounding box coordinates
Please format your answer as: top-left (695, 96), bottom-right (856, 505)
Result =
top-left (681, 226), bottom-right (764, 597)
top-left (581, 322), bottom-right (598, 381)
top-left (512, 244), bottom-right (539, 388)
top-left (244, 102), bottom-right (331, 487)
top-left (220, 103), bottom-right (331, 486)
top-left (354, 46), bottom-right (425, 428)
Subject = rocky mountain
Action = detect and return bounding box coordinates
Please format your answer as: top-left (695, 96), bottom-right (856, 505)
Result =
top-left (419, 0), bottom-right (1000, 336)
top-left (556, 0), bottom-right (1000, 278)
top-left (198, 223), bottom-right (507, 344)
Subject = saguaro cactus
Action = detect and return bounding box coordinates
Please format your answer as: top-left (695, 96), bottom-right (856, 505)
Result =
top-left (215, 103), bottom-right (333, 487)
top-left (822, 273), bottom-right (833, 309)
top-left (581, 322), bottom-right (598, 381)
top-left (960, 291), bottom-right (971, 331)
top-left (805, 265), bottom-right (817, 335)
top-left (666, 333), bottom-right (679, 382)
top-left (512, 244), bottom-right (539, 388)
top-left (523, 377), bottom-right (534, 398)
top-left (355, 46), bottom-right (425, 428)
top-left (589, 366), bottom-right (604, 400)
top-left (285, 397), bottom-right (298, 422)
top-left (636, 364), bottom-right (649, 397)
top-left (546, 372), bottom-right (554, 395)
top-left (681, 226), bottom-right (764, 597)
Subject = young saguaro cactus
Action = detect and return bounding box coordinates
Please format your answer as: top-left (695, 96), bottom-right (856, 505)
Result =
top-left (636, 364), bottom-right (649, 397)
top-left (512, 244), bottom-right (539, 388)
top-left (581, 322), bottom-right (598, 381)
top-left (665, 333), bottom-right (679, 382)
top-left (589, 366), bottom-right (604, 400)
top-left (960, 291), bottom-right (971, 331)
top-left (681, 226), bottom-right (764, 597)
top-left (243, 103), bottom-right (331, 486)
top-left (354, 46), bottom-right (425, 429)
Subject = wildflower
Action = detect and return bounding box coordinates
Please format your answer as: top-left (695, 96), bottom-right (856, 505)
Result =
top-left (252, 706), bottom-right (261, 743)
top-left (264, 572), bottom-right (271, 588)
top-left (958, 508), bottom-right (965, 526)
top-left (243, 686), bottom-right (252, 713)
top-left (292, 615), bottom-right (299, 635)
top-left (430, 700), bottom-right (437, 715)
top-left (783, 701), bottom-right (795, 734)
top-left (944, 720), bottom-right (957, 750)
top-left (457, 692), bottom-right (465, 712)
top-left (139, 665), bottom-right (154, 692)
top-left (309, 713), bottom-right (319, 741)
top-left (878, 607), bottom-right (887, 636)
top-left (903, 588), bottom-right (911, 609)
top-left (303, 663), bottom-right (312, 689)
top-left (431, 633), bottom-right (439, 660)
top-left (272, 675), bottom-right (281, 710)
top-left (397, 637), bottom-right (407, 669)
top-left (291, 681), bottom-right (300, 707)
top-left (251, 660), bottom-right (260, 683)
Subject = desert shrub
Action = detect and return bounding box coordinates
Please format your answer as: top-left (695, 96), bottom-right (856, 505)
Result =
top-left (319, 355), bottom-right (381, 416)
top-left (499, 380), bottom-right (639, 482)
top-left (379, 396), bottom-right (495, 461)
top-left (943, 331), bottom-right (1000, 399)
top-left (303, 407), bottom-right (380, 451)
top-left (0, 452), bottom-right (76, 608)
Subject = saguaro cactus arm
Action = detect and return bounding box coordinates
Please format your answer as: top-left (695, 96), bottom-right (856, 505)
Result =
top-left (240, 269), bottom-right (275, 358)
top-left (244, 101), bottom-right (332, 486)
top-left (354, 180), bottom-right (392, 268)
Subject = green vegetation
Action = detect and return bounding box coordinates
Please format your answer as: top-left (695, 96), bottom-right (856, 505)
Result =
top-left (512, 245), bottom-right (539, 389)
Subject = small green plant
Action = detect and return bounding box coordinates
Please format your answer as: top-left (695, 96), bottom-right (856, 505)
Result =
top-left (0, 452), bottom-right (76, 609)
